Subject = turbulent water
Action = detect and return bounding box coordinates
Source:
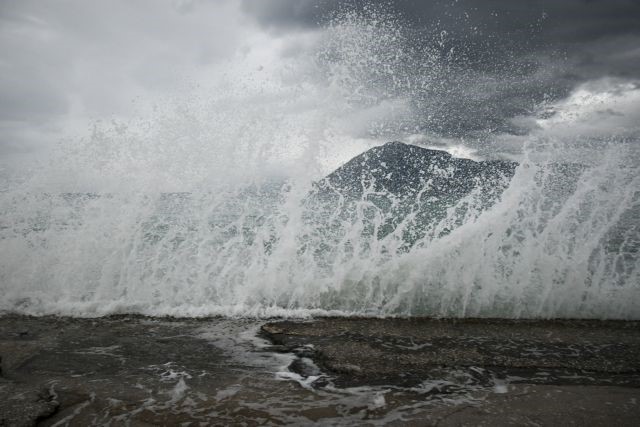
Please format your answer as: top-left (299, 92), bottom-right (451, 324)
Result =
top-left (1, 7), bottom-right (638, 319)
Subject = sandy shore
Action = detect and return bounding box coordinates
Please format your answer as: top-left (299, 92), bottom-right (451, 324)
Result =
top-left (1, 315), bottom-right (639, 426)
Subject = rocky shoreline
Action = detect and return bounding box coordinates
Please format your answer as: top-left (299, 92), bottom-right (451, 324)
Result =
top-left (1, 315), bottom-right (639, 426)
top-left (260, 318), bottom-right (640, 388)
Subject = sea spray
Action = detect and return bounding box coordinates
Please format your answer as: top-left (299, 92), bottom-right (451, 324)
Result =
top-left (0, 6), bottom-right (638, 318)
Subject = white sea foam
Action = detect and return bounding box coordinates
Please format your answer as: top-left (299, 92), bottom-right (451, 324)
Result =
top-left (0, 6), bottom-right (638, 319)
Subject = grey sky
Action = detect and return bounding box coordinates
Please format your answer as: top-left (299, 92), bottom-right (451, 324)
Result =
top-left (241, 0), bottom-right (640, 149)
top-left (243, 0), bottom-right (640, 42)
top-left (1, 0), bottom-right (639, 168)
top-left (0, 0), bottom-right (246, 158)
top-left (243, 0), bottom-right (640, 86)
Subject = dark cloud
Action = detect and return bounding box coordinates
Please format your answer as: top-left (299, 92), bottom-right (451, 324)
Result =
top-left (241, 0), bottom-right (640, 79)
top-left (1, 0), bottom-right (638, 166)
top-left (243, 0), bottom-right (640, 141)
top-left (240, 0), bottom-right (339, 29)
top-left (243, 0), bottom-right (640, 40)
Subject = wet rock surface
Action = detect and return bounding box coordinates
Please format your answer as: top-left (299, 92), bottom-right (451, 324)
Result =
top-left (261, 318), bottom-right (640, 388)
top-left (1, 315), bottom-right (639, 426)
top-left (0, 379), bottom-right (58, 427)
top-left (0, 315), bottom-right (278, 426)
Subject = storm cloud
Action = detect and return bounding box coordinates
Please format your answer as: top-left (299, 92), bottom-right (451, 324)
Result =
top-left (242, 0), bottom-right (640, 117)
top-left (1, 0), bottom-right (639, 168)
top-left (243, 0), bottom-right (640, 45)
top-left (239, 0), bottom-right (640, 160)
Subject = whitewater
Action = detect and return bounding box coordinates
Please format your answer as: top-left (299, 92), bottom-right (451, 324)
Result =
top-left (1, 7), bottom-right (638, 319)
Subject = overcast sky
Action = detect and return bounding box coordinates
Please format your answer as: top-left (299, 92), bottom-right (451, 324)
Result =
top-left (1, 0), bottom-right (639, 174)
top-left (247, 0), bottom-right (640, 79)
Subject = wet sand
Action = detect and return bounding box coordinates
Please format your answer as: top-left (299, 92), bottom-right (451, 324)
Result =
top-left (1, 315), bottom-right (639, 426)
